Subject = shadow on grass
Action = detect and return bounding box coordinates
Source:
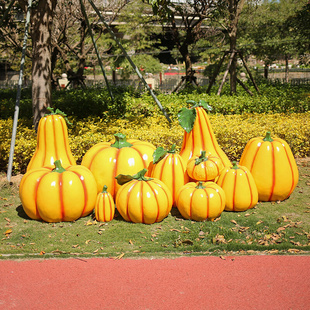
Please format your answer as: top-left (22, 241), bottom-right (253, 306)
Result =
top-left (16, 205), bottom-right (32, 220)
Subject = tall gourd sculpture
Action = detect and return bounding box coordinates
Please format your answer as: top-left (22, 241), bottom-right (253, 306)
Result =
top-left (178, 100), bottom-right (231, 167)
top-left (150, 144), bottom-right (189, 206)
top-left (27, 108), bottom-right (76, 172)
top-left (239, 131), bottom-right (299, 201)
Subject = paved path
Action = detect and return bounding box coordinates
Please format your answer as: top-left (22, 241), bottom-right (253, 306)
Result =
top-left (1, 255), bottom-right (309, 310)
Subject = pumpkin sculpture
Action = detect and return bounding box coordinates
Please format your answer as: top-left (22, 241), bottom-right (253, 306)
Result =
top-left (216, 161), bottom-right (258, 211)
top-left (19, 160), bottom-right (97, 222)
top-left (81, 133), bottom-right (155, 199)
top-left (239, 131), bottom-right (299, 201)
top-left (176, 181), bottom-right (225, 221)
top-left (150, 144), bottom-right (189, 206)
top-left (95, 185), bottom-right (115, 222)
top-left (27, 108), bottom-right (76, 172)
top-left (186, 151), bottom-right (223, 182)
top-left (178, 100), bottom-right (231, 167)
top-left (115, 169), bottom-right (172, 224)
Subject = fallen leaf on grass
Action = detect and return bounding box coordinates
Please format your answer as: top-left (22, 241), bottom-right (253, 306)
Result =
top-left (4, 229), bottom-right (12, 236)
top-left (256, 220), bottom-right (263, 225)
top-left (230, 220), bottom-right (238, 225)
top-left (212, 234), bottom-right (226, 244)
top-left (39, 251), bottom-right (45, 255)
top-left (129, 240), bottom-right (134, 245)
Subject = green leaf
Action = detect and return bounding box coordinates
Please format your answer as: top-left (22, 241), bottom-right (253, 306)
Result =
top-left (178, 108), bottom-right (196, 133)
top-left (153, 147), bottom-right (167, 164)
top-left (199, 100), bottom-right (213, 112)
top-left (115, 174), bottom-right (134, 186)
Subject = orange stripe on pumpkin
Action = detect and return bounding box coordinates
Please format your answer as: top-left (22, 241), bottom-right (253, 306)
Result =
top-left (268, 143), bottom-right (276, 201)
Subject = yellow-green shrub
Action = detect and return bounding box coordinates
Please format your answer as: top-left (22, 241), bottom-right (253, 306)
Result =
top-left (1, 113), bottom-right (309, 174)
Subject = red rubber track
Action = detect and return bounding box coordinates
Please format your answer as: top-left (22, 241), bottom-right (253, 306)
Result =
top-left (1, 255), bottom-right (309, 309)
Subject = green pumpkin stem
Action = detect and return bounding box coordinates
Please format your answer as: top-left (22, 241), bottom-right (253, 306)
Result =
top-left (263, 131), bottom-right (273, 142)
top-left (196, 181), bottom-right (206, 189)
top-left (101, 185), bottom-right (108, 193)
top-left (111, 133), bottom-right (133, 149)
top-left (168, 144), bottom-right (177, 153)
top-left (232, 161), bottom-right (239, 170)
top-left (52, 160), bottom-right (66, 173)
top-left (195, 150), bottom-right (208, 165)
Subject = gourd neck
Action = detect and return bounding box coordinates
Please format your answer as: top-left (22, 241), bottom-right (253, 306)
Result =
top-left (111, 133), bottom-right (133, 148)
top-left (196, 181), bottom-right (206, 189)
top-left (263, 131), bottom-right (273, 142)
top-left (52, 160), bottom-right (66, 173)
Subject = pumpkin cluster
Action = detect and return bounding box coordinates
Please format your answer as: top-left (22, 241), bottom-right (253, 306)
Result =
top-left (19, 102), bottom-right (299, 224)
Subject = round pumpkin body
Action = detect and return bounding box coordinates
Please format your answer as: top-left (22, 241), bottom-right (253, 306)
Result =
top-left (115, 174), bottom-right (172, 224)
top-left (150, 146), bottom-right (189, 206)
top-left (81, 133), bottom-right (155, 199)
top-left (95, 186), bottom-right (115, 222)
top-left (216, 162), bottom-right (258, 211)
top-left (179, 106), bottom-right (231, 167)
top-left (19, 161), bottom-right (97, 222)
top-left (186, 151), bottom-right (223, 182)
top-left (27, 112), bottom-right (76, 171)
top-left (239, 132), bottom-right (299, 201)
top-left (176, 182), bottom-right (225, 221)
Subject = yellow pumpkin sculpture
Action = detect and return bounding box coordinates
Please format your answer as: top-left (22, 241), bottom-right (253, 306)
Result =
top-left (150, 144), bottom-right (189, 206)
top-left (216, 161), bottom-right (258, 211)
top-left (176, 181), bottom-right (226, 221)
top-left (178, 100), bottom-right (231, 167)
top-left (81, 133), bottom-right (155, 199)
top-left (19, 160), bottom-right (97, 222)
top-left (115, 169), bottom-right (172, 224)
top-left (27, 108), bottom-right (76, 172)
top-left (239, 131), bottom-right (299, 201)
top-left (95, 185), bottom-right (115, 222)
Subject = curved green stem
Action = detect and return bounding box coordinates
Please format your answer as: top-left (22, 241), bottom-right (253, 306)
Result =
top-left (195, 150), bottom-right (208, 165)
top-left (263, 131), bottom-right (273, 142)
top-left (232, 161), bottom-right (239, 170)
top-left (196, 181), bottom-right (206, 189)
top-left (111, 133), bottom-right (133, 148)
top-left (53, 160), bottom-right (66, 173)
top-left (101, 185), bottom-right (108, 193)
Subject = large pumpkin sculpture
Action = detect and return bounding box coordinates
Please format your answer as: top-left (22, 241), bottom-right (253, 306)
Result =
top-left (176, 181), bottom-right (225, 221)
top-left (216, 161), bottom-right (258, 211)
top-left (150, 144), bottom-right (189, 206)
top-left (19, 160), bottom-right (97, 222)
top-left (81, 133), bottom-right (155, 199)
top-left (178, 100), bottom-right (231, 167)
top-left (239, 131), bottom-right (299, 201)
top-left (115, 169), bottom-right (172, 224)
top-left (27, 108), bottom-right (76, 172)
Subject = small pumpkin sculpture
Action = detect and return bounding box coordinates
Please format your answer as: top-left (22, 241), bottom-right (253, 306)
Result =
top-left (178, 100), bottom-right (231, 167)
top-left (81, 133), bottom-right (156, 199)
top-left (95, 185), bottom-right (115, 222)
top-left (149, 144), bottom-right (189, 206)
top-left (186, 150), bottom-right (223, 182)
top-left (27, 108), bottom-right (76, 172)
top-left (216, 161), bottom-right (258, 211)
top-left (115, 169), bottom-right (172, 224)
top-left (19, 160), bottom-right (97, 222)
top-left (176, 181), bottom-right (225, 222)
top-left (239, 131), bottom-right (299, 201)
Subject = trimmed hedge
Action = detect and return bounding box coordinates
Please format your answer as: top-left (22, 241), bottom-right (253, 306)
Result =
top-left (1, 112), bottom-right (309, 174)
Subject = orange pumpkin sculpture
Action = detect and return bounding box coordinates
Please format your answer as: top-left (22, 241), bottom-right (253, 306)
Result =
top-left (178, 100), bottom-right (231, 167)
top-left (95, 185), bottom-right (115, 222)
top-left (19, 160), bottom-right (97, 222)
top-left (239, 131), bottom-right (299, 201)
top-left (186, 150), bottom-right (223, 182)
top-left (150, 144), bottom-right (189, 206)
top-left (81, 133), bottom-right (155, 199)
top-left (216, 161), bottom-right (258, 211)
top-left (176, 181), bottom-right (225, 221)
top-left (27, 108), bottom-right (76, 172)
top-left (115, 169), bottom-right (172, 224)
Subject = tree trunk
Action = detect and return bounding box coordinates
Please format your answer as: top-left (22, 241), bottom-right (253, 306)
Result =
top-left (264, 62), bottom-right (269, 79)
top-left (285, 55), bottom-right (289, 83)
top-left (31, 0), bottom-right (57, 130)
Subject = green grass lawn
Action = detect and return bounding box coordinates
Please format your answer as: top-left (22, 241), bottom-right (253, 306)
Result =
top-left (0, 159), bottom-right (309, 260)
